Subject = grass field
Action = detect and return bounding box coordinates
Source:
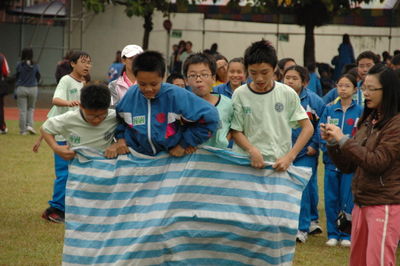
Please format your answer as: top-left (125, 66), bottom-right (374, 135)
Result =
top-left (1, 120), bottom-right (399, 265)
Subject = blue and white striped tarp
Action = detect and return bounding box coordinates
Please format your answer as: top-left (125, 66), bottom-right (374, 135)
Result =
top-left (63, 147), bottom-right (311, 266)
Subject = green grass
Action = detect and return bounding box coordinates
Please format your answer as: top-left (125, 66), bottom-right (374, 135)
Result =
top-left (0, 120), bottom-right (398, 265)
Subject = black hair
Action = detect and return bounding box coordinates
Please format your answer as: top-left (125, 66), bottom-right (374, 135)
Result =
top-left (342, 63), bottom-right (357, 75)
top-left (394, 49), bottom-right (400, 56)
top-left (80, 83), bottom-right (111, 110)
top-left (21, 48), bottom-right (33, 62)
top-left (228, 57), bottom-right (244, 68)
top-left (277, 57), bottom-right (296, 71)
top-left (356, 51), bottom-right (379, 65)
top-left (186, 41), bottom-right (193, 46)
top-left (115, 50), bottom-right (122, 63)
top-left (166, 73), bottom-right (185, 84)
top-left (215, 54), bottom-right (228, 63)
top-left (342, 34), bottom-right (351, 44)
top-left (391, 54), bottom-right (400, 66)
top-left (182, 52), bottom-right (217, 77)
top-left (133, 51), bottom-right (166, 78)
top-left (358, 64), bottom-right (400, 129)
top-left (337, 73), bottom-right (357, 88)
top-left (244, 39), bottom-right (278, 69)
top-left (306, 62), bottom-right (316, 72)
top-left (345, 67), bottom-right (360, 80)
top-left (284, 65), bottom-right (309, 83)
top-left (70, 51), bottom-right (90, 64)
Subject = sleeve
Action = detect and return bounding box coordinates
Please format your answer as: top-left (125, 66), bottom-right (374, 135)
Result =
top-left (1, 55), bottom-right (10, 77)
top-left (174, 90), bottom-right (219, 148)
top-left (42, 113), bottom-right (68, 136)
top-left (114, 96), bottom-right (129, 140)
top-left (53, 77), bottom-right (68, 100)
top-left (332, 118), bottom-right (400, 175)
top-left (35, 65), bottom-right (41, 83)
top-left (316, 78), bottom-right (323, 97)
top-left (230, 92), bottom-right (244, 132)
top-left (322, 87), bottom-right (338, 104)
top-left (309, 97), bottom-right (326, 151)
top-left (319, 107), bottom-right (328, 153)
top-left (108, 80), bottom-right (119, 108)
top-left (287, 90), bottom-right (308, 129)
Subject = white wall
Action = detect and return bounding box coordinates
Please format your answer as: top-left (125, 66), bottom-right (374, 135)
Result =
top-left (77, 6), bottom-right (400, 81)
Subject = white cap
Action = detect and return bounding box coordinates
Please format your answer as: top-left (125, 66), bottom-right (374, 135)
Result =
top-left (121, 44), bottom-right (143, 58)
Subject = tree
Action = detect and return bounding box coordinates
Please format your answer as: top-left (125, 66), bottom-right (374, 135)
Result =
top-left (84, 0), bottom-right (189, 50)
top-left (234, 0), bottom-right (376, 66)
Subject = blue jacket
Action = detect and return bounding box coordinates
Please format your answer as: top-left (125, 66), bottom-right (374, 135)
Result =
top-left (307, 72), bottom-right (323, 97)
top-left (115, 83), bottom-right (219, 156)
top-left (322, 80), bottom-right (364, 106)
top-left (292, 88), bottom-right (325, 159)
top-left (16, 61), bottom-right (40, 87)
top-left (319, 99), bottom-right (363, 168)
top-left (213, 82), bottom-right (234, 99)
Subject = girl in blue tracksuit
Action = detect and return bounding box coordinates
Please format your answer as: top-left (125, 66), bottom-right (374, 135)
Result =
top-left (115, 51), bottom-right (219, 156)
top-left (213, 57), bottom-right (246, 99)
top-left (319, 73), bottom-right (363, 247)
top-left (284, 65), bottom-right (325, 243)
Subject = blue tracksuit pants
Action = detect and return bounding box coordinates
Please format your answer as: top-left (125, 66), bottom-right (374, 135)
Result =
top-left (48, 141), bottom-right (69, 212)
top-left (294, 155), bottom-right (318, 232)
top-left (324, 167), bottom-right (354, 240)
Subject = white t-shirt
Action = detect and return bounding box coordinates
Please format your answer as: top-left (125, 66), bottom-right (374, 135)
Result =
top-left (231, 82), bottom-right (308, 162)
top-left (42, 109), bottom-right (118, 152)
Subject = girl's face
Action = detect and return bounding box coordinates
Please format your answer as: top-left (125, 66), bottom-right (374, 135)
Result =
top-left (336, 77), bottom-right (356, 100)
top-left (227, 62), bottom-right (246, 89)
top-left (283, 69), bottom-right (304, 93)
top-left (122, 56), bottom-right (137, 73)
top-left (363, 74), bottom-right (383, 110)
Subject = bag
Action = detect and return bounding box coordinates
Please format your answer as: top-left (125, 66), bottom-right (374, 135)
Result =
top-left (336, 210), bottom-right (352, 234)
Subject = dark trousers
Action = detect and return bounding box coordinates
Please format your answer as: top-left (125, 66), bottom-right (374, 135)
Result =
top-left (0, 94), bottom-right (6, 130)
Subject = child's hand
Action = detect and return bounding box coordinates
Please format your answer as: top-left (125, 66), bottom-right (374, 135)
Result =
top-left (116, 139), bottom-right (130, 155)
top-left (68, 100), bottom-right (80, 107)
top-left (54, 145), bottom-right (76, 160)
top-left (32, 136), bottom-right (43, 153)
top-left (248, 147), bottom-right (265, 169)
top-left (273, 154), bottom-right (294, 172)
top-left (185, 146), bottom-right (197, 155)
top-left (104, 143), bottom-right (118, 158)
top-left (169, 145), bottom-right (186, 157)
top-left (306, 146), bottom-right (317, 156)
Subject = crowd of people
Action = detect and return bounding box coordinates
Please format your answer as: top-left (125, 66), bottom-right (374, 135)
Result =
top-left (1, 34), bottom-right (400, 265)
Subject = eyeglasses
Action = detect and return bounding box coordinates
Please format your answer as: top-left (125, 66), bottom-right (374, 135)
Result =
top-left (187, 73), bottom-right (211, 80)
top-left (82, 111), bottom-right (108, 120)
top-left (337, 84), bottom-right (353, 89)
top-left (360, 86), bottom-right (382, 92)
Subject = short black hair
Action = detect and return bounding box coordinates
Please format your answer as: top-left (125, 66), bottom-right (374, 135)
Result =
top-left (356, 51), bottom-right (379, 65)
top-left (182, 52), bottom-right (217, 77)
top-left (166, 73), bottom-right (185, 84)
top-left (80, 83), bottom-right (111, 110)
top-left (70, 51), bottom-right (91, 64)
top-left (133, 51), bottom-right (166, 78)
top-left (391, 54), bottom-right (400, 66)
top-left (284, 65), bottom-right (309, 83)
top-left (337, 73), bottom-right (357, 88)
top-left (244, 39), bottom-right (277, 70)
top-left (21, 48), bottom-right (33, 61)
top-left (228, 57), bottom-right (244, 67)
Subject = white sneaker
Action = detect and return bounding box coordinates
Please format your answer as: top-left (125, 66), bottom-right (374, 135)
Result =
top-left (296, 231), bottom-right (308, 243)
top-left (309, 221), bottom-right (323, 235)
top-left (0, 128), bottom-right (8, 134)
top-left (27, 126), bottom-right (37, 135)
top-left (340, 239), bottom-right (351, 247)
top-left (326, 238), bottom-right (338, 247)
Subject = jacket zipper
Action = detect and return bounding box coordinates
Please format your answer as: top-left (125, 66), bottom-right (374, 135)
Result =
top-left (147, 99), bottom-right (156, 155)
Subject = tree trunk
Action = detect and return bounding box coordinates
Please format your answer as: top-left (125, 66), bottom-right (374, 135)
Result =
top-left (142, 11), bottom-right (153, 50)
top-left (303, 23), bottom-right (315, 67)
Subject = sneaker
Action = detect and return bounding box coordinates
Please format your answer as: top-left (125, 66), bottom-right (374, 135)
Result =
top-left (326, 238), bottom-right (338, 247)
top-left (340, 239), bottom-right (351, 247)
top-left (20, 132), bottom-right (28, 135)
top-left (0, 128), bottom-right (7, 134)
top-left (296, 231), bottom-right (308, 243)
top-left (309, 221), bottom-right (323, 235)
top-left (27, 126), bottom-right (37, 135)
top-left (41, 207), bottom-right (65, 223)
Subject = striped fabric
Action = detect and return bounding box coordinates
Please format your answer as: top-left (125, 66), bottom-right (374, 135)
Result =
top-left (63, 147), bottom-right (311, 266)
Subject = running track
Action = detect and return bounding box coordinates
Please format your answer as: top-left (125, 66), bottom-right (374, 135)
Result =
top-left (5, 108), bottom-right (49, 122)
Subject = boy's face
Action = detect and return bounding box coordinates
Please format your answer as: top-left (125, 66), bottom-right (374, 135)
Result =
top-left (172, 78), bottom-right (185, 88)
top-left (71, 56), bottom-right (92, 78)
top-left (136, 71), bottom-right (163, 99)
top-left (80, 107), bottom-right (108, 126)
top-left (185, 63), bottom-right (215, 98)
top-left (248, 63), bottom-right (275, 92)
top-left (357, 58), bottom-right (375, 81)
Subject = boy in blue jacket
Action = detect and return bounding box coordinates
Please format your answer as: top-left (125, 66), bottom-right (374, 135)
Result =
top-left (115, 51), bottom-right (219, 156)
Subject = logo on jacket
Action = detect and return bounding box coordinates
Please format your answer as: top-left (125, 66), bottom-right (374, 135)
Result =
top-left (132, 116), bottom-right (145, 126)
top-left (275, 102), bottom-right (284, 112)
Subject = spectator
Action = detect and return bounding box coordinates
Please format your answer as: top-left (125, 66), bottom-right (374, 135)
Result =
top-left (107, 50), bottom-right (124, 83)
top-left (0, 52), bottom-right (10, 134)
top-left (55, 50), bottom-right (73, 84)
